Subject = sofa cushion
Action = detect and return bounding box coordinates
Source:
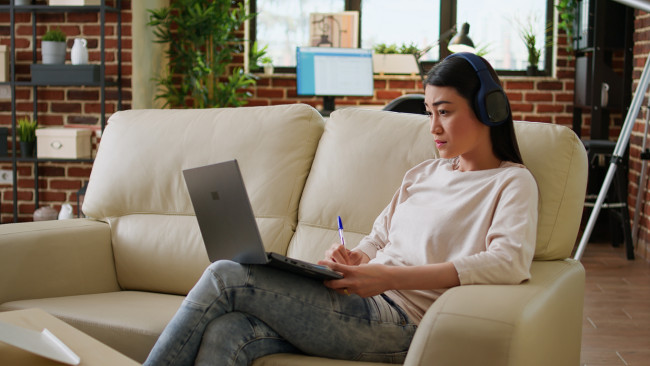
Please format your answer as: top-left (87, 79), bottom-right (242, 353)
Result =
top-left (0, 291), bottom-right (184, 363)
top-left (513, 121), bottom-right (587, 260)
top-left (287, 108), bottom-right (437, 263)
top-left (83, 104), bottom-right (325, 294)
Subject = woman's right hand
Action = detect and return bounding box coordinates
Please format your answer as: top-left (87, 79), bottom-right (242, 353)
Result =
top-left (321, 243), bottom-right (369, 266)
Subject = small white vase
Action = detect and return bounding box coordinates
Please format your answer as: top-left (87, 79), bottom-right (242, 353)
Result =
top-left (71, 38), bottom-right (89, 65)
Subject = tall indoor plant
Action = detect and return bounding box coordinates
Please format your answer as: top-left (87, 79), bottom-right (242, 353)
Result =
top-left (147, 0), bottom-right (257, 108)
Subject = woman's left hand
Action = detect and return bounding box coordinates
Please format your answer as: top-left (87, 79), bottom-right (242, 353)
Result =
top-left (319, 261), bottom-right (393, 298)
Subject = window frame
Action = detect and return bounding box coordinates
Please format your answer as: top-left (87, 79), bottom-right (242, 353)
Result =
top-left (250, 0), bottom-right (554, 76)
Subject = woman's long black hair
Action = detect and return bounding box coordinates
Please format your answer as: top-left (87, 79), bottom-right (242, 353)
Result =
top-left (424, 55), bottom-right (524, 164)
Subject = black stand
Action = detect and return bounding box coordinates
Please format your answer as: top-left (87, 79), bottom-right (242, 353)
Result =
top-left (320, 96), bottom-right (336, 117)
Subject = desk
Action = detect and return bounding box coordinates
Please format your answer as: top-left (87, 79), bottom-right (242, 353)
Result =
top-left (0, 308), bottom-right (140, 366)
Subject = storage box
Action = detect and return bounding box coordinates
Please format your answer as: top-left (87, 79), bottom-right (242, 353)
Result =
top-left (0, 45), bottom-right (8, 83)
top-left (48, 0), bottom-right (101, 5)
top-left (31, 64), bottom-right (100, 85)
top-left (36, 128), bottom-right (92, 159)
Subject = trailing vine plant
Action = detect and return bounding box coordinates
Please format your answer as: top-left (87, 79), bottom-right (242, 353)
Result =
top-left (556, 0), bottom-right (578, 54)
top-left (148, 0), bottom-right (256, 108)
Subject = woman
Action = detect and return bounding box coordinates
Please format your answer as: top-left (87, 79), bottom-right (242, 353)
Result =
top-left (144, 53), bottom-right (538, 366)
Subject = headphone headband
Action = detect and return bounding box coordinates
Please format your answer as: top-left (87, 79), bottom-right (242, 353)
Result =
top-left (444, 53), bottom-right (511, 126)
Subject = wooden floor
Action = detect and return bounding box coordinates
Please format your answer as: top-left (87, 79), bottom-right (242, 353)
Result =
top-left (580, 241), bottom-right (650, 365)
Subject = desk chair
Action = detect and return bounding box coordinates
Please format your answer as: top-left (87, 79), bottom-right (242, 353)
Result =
top-left (383, 94), bottom-right (427, 115)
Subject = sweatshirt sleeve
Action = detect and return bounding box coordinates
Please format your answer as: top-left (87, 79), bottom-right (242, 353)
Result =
top-left (452, 168), bottom-right (539, 285)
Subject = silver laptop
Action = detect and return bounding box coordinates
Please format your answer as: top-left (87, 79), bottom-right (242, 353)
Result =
top-left (183, 160), bottom-right (343, 281)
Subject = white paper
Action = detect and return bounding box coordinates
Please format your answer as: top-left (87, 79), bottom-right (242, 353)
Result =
top-left (0, 321), bottom-right (80, 365)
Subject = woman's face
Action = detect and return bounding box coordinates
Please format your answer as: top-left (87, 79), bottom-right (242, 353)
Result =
top-left (424, 84), bottom-right (496, 170)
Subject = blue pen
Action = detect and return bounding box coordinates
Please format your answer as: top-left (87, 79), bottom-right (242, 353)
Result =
top-left (337, 216), bottom-right (346, 247)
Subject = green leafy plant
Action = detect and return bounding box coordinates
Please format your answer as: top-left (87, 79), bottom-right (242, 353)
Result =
top-left (519, 21), bottom-right (542, 69)
top-left (556, 0), bottom-right (577, 54)
top-left (473, 42), bottom-right (492, 57)
top-left (373, 42), bottom-right (420, 55)
top-left (147, 0), bottom-right (257, 108)
top-left (398, 42), bottom-right (420, 55)
top-left (249, 41), bottom-right (269, 71)
top-left (514, 15), bottom-right (552, 71)
top-left (17, 116), bottom-right (37, 143)
top-left (42, 28), bottom-right (66, 43)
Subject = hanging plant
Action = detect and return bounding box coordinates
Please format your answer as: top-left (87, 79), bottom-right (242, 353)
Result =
top-left (556, 0), bottom-right (578, 54)
top-left (147, 0), bottom-right (257, 108)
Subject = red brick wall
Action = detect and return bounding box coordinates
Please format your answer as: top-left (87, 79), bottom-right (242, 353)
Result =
top-left (0, 1), bottom-right (131, 222)
top-left (628, 10), bottom-right (650, 261)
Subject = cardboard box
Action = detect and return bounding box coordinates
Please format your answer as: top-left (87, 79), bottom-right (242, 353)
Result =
top-left (0, 45), bottom-right (8, 83)
top-left (48, 0), bottom-right (101, 5)
top-left (31, 64), bottom-right (100, 85)
top-left (36, 128), bottom-right (92, 159)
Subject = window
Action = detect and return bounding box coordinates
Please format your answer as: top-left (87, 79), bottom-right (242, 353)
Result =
top-left (252, 0), bottom-right (553, 74)
top-left (456, 0), bottom-right (553, 73)
top-left (252, 0), bottom-right (345, 68)
top-left (359, 0), bottom-right (440, 61)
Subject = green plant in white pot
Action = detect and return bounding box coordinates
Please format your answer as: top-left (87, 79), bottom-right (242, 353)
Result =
top-left (372, 42), bottom-right (421, 75)
top-left (41, 28), bottom-right (66, 65)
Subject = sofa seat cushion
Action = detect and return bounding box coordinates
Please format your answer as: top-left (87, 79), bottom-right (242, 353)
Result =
top-left (0, 291), bottom-right (184, 363)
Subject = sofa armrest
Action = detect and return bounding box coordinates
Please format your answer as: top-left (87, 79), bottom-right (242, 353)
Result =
top-left (404, 260), bottom-right (585, 366)
top-left (0, 219), bottom-right (120, 304)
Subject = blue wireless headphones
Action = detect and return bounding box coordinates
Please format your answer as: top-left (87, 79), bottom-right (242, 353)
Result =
top-left (444, 52), bottom-right (511, 126)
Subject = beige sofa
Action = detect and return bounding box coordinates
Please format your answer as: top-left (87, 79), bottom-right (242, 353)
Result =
top-left (0, 104), bottom-right (587, 365)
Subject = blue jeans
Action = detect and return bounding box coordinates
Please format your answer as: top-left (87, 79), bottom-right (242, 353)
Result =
top-left (144, 260), bottom-right (417, 366)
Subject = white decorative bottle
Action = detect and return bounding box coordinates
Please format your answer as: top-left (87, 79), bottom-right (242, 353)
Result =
top-left (71, 38), bottom-right (89, 65)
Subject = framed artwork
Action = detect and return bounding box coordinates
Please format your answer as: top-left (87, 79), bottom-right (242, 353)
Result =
top-left (309, 11), bottom-right (359, 48)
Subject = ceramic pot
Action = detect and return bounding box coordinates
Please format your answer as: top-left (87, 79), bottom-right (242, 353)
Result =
top-left (71, 38), bottom-right (89, 65)
top-left (526, 65), bottom-right (539, 76)
top-left (20, 141), bottom-right (35, 158)
top-left (42, 41), bottom-right (66, 65)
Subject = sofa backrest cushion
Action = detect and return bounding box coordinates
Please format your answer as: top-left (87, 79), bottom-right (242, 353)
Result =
top-left (514, 121), bottom-right (587, 260)
top-left (83, 104), bottom-right (324, 294)
top-left (287, 108), bottom-right (438, 263)
top-left (287, 108), bottom-right (587, 264)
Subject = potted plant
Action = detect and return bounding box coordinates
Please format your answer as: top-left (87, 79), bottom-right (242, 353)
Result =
top-left (261, 56), bottom-right (274, 75)
top-left (41, 28), bottom-right (66, 64)
top-left (147, 0), bottom-right (258, 108)
top-left (515, 15), bottom-right (551, 76)
top-left (518, 22), bottom-right (541, 75)
top-left (17, 116), bottom-right (37, 158)
top-left (372, 42), bottom-right (420, 75)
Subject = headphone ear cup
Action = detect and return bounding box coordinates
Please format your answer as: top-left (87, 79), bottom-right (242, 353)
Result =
top-left (444, 53), bottom-right (509, 126)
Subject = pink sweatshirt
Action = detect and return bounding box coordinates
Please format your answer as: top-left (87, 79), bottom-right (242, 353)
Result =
top-left (356, 158), bottom-right (539, 324)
